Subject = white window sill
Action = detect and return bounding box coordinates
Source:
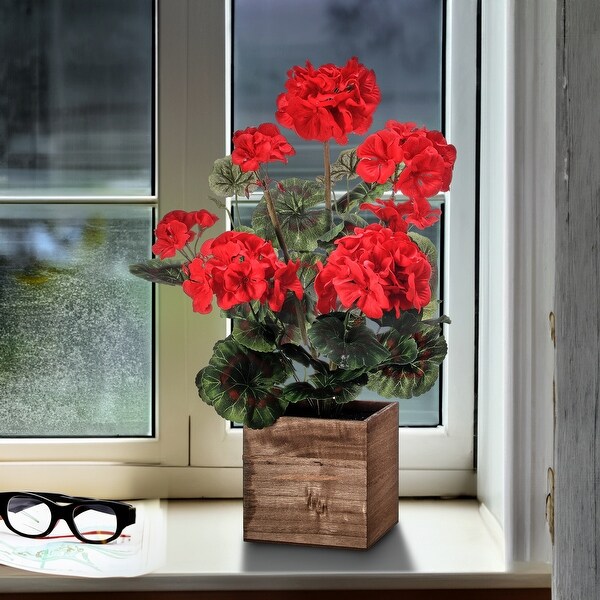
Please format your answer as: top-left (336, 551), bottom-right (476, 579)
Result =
top-left (0, 499), bottom-right (551, 593)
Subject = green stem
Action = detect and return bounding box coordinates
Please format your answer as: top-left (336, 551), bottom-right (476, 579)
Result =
top-left (260, 180), bottom-right (314, 354)
top-left (233, 192), bottom-right (242, 229)
top-left (262, 187), bottom-right (291, 263)
top-left (323, 140), bottom-right (332, 227)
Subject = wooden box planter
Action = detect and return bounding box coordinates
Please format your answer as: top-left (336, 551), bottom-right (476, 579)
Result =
top-left (243, 400), bottom-right (399, 550)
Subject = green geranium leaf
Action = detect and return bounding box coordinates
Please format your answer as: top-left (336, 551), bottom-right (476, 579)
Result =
top-left (282, 369), bottom-right (366, 406)
top-left (310, 371), bottom-right (367, 404)
top-left (335, 182), bottom-right (391, 213)
top-left (319, 221), bottom-right (346, 242)
top-left (231, 318), bottom-right (279, 352)
top-left (377, 329), bottom-right (418, 366)
top-left (329, 148), bottom-right (359, 182)
top-left (196, 337), bottom-right (291, 429)
top-left (422, 314), bottom-right (452, 327)
top-left (367, 324), bottom-right (448, 399)
top-left (281, 382), bottom-right (318, 404)
top-left (208, 156), bottom-right (255, 197)
top-left (129, 259), bottom-right (184, 286)
top-left (308, 313), bottom-right (390, 370)
top-left (252, 178), bottom-right (329, 252)
top-left (280, 343), bottom-right (328, 374)
top-left (341, 212), bottom-right (369, 228)
top-left (195, 368), bottom-right (213, 405)
top-left (376, 309), bottom-right (422, 335)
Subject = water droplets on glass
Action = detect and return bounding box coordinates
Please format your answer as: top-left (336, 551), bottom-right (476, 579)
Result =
top-left (0, 205), bottom-right (153, 437)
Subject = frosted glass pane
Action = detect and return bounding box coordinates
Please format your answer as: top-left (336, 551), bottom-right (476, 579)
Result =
top-left (0, 205), bottom-right (153, 437)
top-left (233, 0), bottom-right (443, 180)
top-left (0, 0), bottom-right (154, 196)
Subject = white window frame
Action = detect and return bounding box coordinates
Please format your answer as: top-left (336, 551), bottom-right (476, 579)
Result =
top-left (188, 0), bottom-right (478, 497)
top-left (0, 0), bottom-right (477, 499)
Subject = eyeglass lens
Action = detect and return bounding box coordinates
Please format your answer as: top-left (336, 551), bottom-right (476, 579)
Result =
top-left (6, 495), bottom-right (119, 542)
top-left (72, 504), bottom-right (118, 541)
top-left (7, 495), bottom-right (52, 536)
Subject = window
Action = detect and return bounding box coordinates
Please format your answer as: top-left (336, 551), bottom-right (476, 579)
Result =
top-left (0, 0), bottom-right (477, 498)
top-left (232, 0), bottom-right (444, 428)
top-left (189, 0), bottom-right (478, 497)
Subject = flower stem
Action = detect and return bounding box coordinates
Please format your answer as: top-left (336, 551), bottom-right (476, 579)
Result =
top-left (262, 187), bottom-right (291, 263)
top-left (323, 140), bottom-right (332, 227)
top-left (261, 182), bottom-right (313, 354)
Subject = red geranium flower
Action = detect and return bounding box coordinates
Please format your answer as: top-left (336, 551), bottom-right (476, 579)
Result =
top-left (268, 260), bottom-right (303, 312)
top-left (356, 129), bottom-right (404, 184)
top-left (404, 197), bottom-right (442, 229)
top-left (194, 231), bottom-right (303, 313)
top-left (385, 120), bottom-right (426, 141)
top-left (218, 260), bottom-right (268, 310)
top-left (425, 130), bottom-right (457, 191)
top-left (314, 224), bottom-right (431, 319)
top-left (153, 209), bottom-right (219, 259)
top-left (394, 144), bottom-right (446, 200)
top-left (231, 123), bottom-right (295, 173)
top-left (360, 198), bottom-right (411, 233)
top-left (193, 209), bottom-right (219, 229)
top-left (275, 57), bottom-right (380, 144)
top-left (152, 220), bottom-right (192, 259)
top-left (182, 258), bottom-right (213, 314)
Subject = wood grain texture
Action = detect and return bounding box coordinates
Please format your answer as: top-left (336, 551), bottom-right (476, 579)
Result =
top-left (554, 0), bottom-right (600, 597)
top-left (0, 590), bottom-right (551, 600)
top-left (243, 401), bottom-right (399, 549)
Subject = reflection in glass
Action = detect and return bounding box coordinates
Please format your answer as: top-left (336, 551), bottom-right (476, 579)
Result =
top-left (0, 0), bottom-right (154, 196)
top-left (233, 0), bottom-right (443, 180)
top-left (0, 205), bottom-right (153, 437)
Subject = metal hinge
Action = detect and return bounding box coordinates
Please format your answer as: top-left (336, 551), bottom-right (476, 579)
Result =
top-left (545, 466), bottom-right (555, 545)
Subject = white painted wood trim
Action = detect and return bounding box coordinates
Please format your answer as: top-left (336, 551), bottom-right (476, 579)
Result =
top-left (0, 464), bottom-right (475, 499)
top-left (478, 0), bottom-right (554, 566)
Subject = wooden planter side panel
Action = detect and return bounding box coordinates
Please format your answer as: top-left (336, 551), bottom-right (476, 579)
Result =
top-left (367, 401), bottom-right (399, 547)
top-left (243, 417), bottom-right (368, 461)
top-left (243, 459), bottom-right (368, 547)
top-left (243, 416), bottom-right (369, 548)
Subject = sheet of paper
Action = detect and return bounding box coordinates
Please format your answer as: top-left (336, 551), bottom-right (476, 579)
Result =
top-left (0, 499), bottom-right (166, 578)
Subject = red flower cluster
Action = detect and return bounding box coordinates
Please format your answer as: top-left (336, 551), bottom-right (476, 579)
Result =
top-left (360, 197), bottom-right (442, 232)
top-left (231, 123), bottom-right (295, 173)
top-left (275, 57), bottom-right (381, 144)
top-left (152, 209), bottom-right (219, 259)
top-left (356, 120), bottom-right (456, 200)
top-left (182, 231), bottom-right (303, 314)
top-left (314, 224), bottom-right (432, 319)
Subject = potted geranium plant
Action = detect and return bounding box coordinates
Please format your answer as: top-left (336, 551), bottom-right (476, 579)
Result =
top-left (131, 57), bottom-right (455, 549)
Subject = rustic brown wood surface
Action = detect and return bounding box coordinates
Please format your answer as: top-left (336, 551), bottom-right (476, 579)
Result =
top-left (555, 0), bottom-right (600, 597)
top-left (243, 401), bottom-right (398, 549)
top-left (0, 589), bottom-right (551, 599)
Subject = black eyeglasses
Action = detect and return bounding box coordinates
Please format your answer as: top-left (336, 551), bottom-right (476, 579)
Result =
top-left (0, 492), bottom-right (136, 544)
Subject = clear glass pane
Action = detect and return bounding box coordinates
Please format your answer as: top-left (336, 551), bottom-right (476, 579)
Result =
top-left (233, 0), bottom-right (443, 180)
top-left (235, 199), bottom-right (444, 427)
top-left (0, 205), bottom-right (153, 437)
top-left (0, 0), bottom-right (154, 196)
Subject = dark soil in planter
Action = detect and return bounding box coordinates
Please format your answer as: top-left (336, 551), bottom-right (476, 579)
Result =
top-left (283, 401), bottom-right (388, 421)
